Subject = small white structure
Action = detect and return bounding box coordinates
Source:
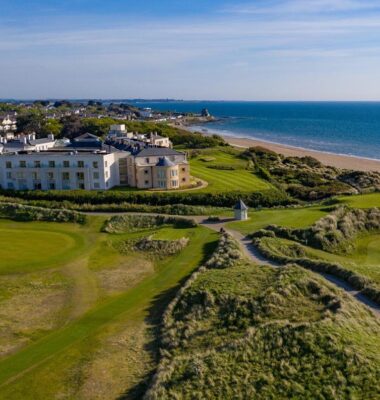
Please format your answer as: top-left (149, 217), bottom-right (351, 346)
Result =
top-left (234, 199), bottom-right (248, 221)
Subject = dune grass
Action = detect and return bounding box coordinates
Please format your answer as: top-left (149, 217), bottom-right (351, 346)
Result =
top-left (340, 192), bottom-right (380, 208)
top-left (0, 217), bottom-right (218, 399)
top-left (146, 253), bottom-right (380, 399)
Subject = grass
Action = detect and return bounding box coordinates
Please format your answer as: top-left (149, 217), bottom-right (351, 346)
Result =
top-left (340, 192), bottom-right (380, 208)
top-left (275, 234), bottom-right (380, 286)
top-left (0, 220), bottom-right (86, 274)
top-left (0, 217), bottom-right (218, 399)
top-left (189, 148), bottom-right (273, 193)
top-left (227, 205), bottom-right (327, 235)
top-left (147, 254), bottom-right (380, 399)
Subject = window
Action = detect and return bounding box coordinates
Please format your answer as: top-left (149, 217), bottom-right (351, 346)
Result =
top-left (145, 158), bottom-right (150, 163)
top-left (62, 172), bottom-right (70, 180)
top-left (171, 180), bottom-right (178, 187)
top-left (157, 170), bottom-right (165, 179)
top-left (6, 172), bottom-right (12, 179)
top-left (171, 169), bottom-right (178, 177)
top-left (105, 161), bottom-right (108, 167)
top-left (93, 161), bottom-right (99, 168)
top-left (32, 172), bottom-right (39, 180)
top-left (77, 160), bottom-right (84, 168)
top-left (5, 161), bottom-right (11, 169)
top-left (76, 172), bottom-right (85, 180)
top-left (105, 171), bottom-right (109, 178)
top-left (16, 172), bottom-right (24, 179)
top-left (182, 177), bottom-right (186, 182)
top-left (49, 160), bottom-right (55, 168)
top-left (19, 161), bottom-right (26, 168)
top-left (78, 183), bottom-right (85, 189)
top-left (63, 160), bottom-right (70, 168)
top-left (182, 167), bottom-right (186, 172)
top-left (34, 182), bottom-right (42, 190)
top-left (158, 180), bottom-right (166, 188)
top-left (93, 172), bottom-right (99, 179)
top-left (48, 172), bottom-right (54, 180)
top-left (94, 182), bottom-right (100, 189)
top-left (49, 183), bottom-right (55, 190)
top-left (34, 160), bottom-right (41, 168)
top-left (145, 180), bottom-right (149, 185)
top-left (144, 169), bottom-right (149, 174)
top-left (7, 182), bottom-right (14, 189)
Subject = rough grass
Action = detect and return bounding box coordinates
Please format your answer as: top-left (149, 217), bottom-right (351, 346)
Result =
top-left (189, 148), bottom-right (273, 193)
top-left (146, 251), bottom-right (380, 400)
top-left (0, 218), bottom-right (218, 400)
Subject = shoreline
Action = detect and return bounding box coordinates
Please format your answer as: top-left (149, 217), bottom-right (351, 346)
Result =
top-left (180, 124), bottom-right (380, 172)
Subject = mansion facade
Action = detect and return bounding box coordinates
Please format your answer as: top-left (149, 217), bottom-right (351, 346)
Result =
top-left (0, 133), bottom-right (190, 191)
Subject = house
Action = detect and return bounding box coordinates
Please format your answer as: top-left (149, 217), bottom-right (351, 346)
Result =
top-left (0, 115), bottom-right (17, 132)
top-left (139, 107), bottom-right (153, 119)
top-left (234, 199), bottom-right (248, 220)
top-left (126, 147), bottom-right (190, 190)
top-left (0, 133), bottom-right (56, 153)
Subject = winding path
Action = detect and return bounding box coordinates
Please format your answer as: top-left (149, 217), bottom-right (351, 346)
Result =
top-left (87, 212), bottom-right (380, 317)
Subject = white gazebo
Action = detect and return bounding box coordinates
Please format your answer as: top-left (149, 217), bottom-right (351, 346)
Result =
top-left (234, 199), bottom-right (248, 221)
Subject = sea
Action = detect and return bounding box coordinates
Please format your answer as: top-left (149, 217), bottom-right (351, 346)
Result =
top-left (128, 101), bottom-right (380, 161)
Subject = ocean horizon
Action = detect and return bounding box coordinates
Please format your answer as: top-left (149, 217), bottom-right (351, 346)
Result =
top-left (129, 101), bottom-right (380, 160)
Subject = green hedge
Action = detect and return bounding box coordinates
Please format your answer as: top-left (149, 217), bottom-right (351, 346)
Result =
top-left (0, 202), bottom-right (86, 224)
top-left (0, 188), bottom-right (293, 208)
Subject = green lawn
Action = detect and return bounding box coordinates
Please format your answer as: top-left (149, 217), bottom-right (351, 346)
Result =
top-left (227, 206), bottom-right (327, 235)
top-left (189, 148), bottom-right (273, 193)
top-left (0, 220), bottom-right (86, 274)
top-left (340, 192), bottom-right (380, 208)
top-left (0, 217), bottom-right (218, 399)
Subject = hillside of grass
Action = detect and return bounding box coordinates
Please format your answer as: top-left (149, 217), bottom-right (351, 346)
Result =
top-left (146, 236), bottom-right (380, 399)
top-left (188, 148), bottom-right (273, 193)
top-left (0, 216), bottom-right (218, 399)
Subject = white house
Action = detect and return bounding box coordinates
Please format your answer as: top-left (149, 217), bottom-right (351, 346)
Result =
top-left (139, 108), bottom-right (153, 119)
top-left (0, 133), bottom-right (56, 154)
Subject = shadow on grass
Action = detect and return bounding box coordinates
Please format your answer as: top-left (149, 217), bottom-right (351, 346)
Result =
top-left (117, 237), bottom-right (218, 400)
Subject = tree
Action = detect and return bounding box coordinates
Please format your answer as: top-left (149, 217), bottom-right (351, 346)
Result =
top-left (40, 119), bottom-right (63, 137)
top-left (16, 111), bottom-right (45, 134)
top-left (61, 115), bottom-right (83, 138)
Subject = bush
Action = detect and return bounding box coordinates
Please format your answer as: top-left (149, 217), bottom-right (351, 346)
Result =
top-left (102, 214), bottom-right (197, 233)
top-left (0, 188), bottom-right (293, 208)
top-left (0, 202), bottom-right (86, 224)
top-left (253, 236), bottom-right (380, 306)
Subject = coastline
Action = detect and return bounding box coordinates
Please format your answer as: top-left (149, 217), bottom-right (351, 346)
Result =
top-left (180, 124), bottom-right (380, 172)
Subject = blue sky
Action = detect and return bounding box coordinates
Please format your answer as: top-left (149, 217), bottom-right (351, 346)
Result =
top-left (1, 0), bottom-right (380, 100)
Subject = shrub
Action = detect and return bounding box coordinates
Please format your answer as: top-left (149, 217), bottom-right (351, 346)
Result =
top-left (0, 202), bottom-right (86, 224)
top-left (102, 214), bottom-right (197, 233)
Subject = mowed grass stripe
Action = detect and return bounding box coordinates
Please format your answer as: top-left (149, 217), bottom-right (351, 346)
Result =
top-left (190, 166), bottom-right (271, 192)
top-left (0, 227), bottom-right (218, 387)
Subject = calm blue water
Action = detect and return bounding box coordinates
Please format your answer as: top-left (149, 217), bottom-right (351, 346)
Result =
top-left (129, 101), bottom-right (380, 160)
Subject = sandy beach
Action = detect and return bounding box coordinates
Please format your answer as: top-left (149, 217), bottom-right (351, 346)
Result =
top-left (180, 124), bottom-right (380, 172)
top-left (224, 135), bottom-right (380, 172)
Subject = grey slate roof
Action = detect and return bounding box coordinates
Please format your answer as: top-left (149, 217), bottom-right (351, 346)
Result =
top-left (135, 147), bottom-right (183, 158)
top-left (234, 199), bottom-right (248, 211)
top-left (156, 156), bottom-right (175, 167)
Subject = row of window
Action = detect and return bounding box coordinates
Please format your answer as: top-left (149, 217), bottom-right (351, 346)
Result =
top-left (6, 181), bottom-right (104, 190)
top-left (5, 160), bottom-right (102, 169)
top-left (7, 171), bottom-right (104, 180)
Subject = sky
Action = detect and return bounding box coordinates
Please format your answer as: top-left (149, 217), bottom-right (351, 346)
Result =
top-left (1, 0), bottom-right (380, 100)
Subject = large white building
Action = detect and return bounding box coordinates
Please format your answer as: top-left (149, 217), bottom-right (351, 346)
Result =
top-left (0, 148), bottom-right (128, 191)
top-left (0, 133), bottom-right (56, 154)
